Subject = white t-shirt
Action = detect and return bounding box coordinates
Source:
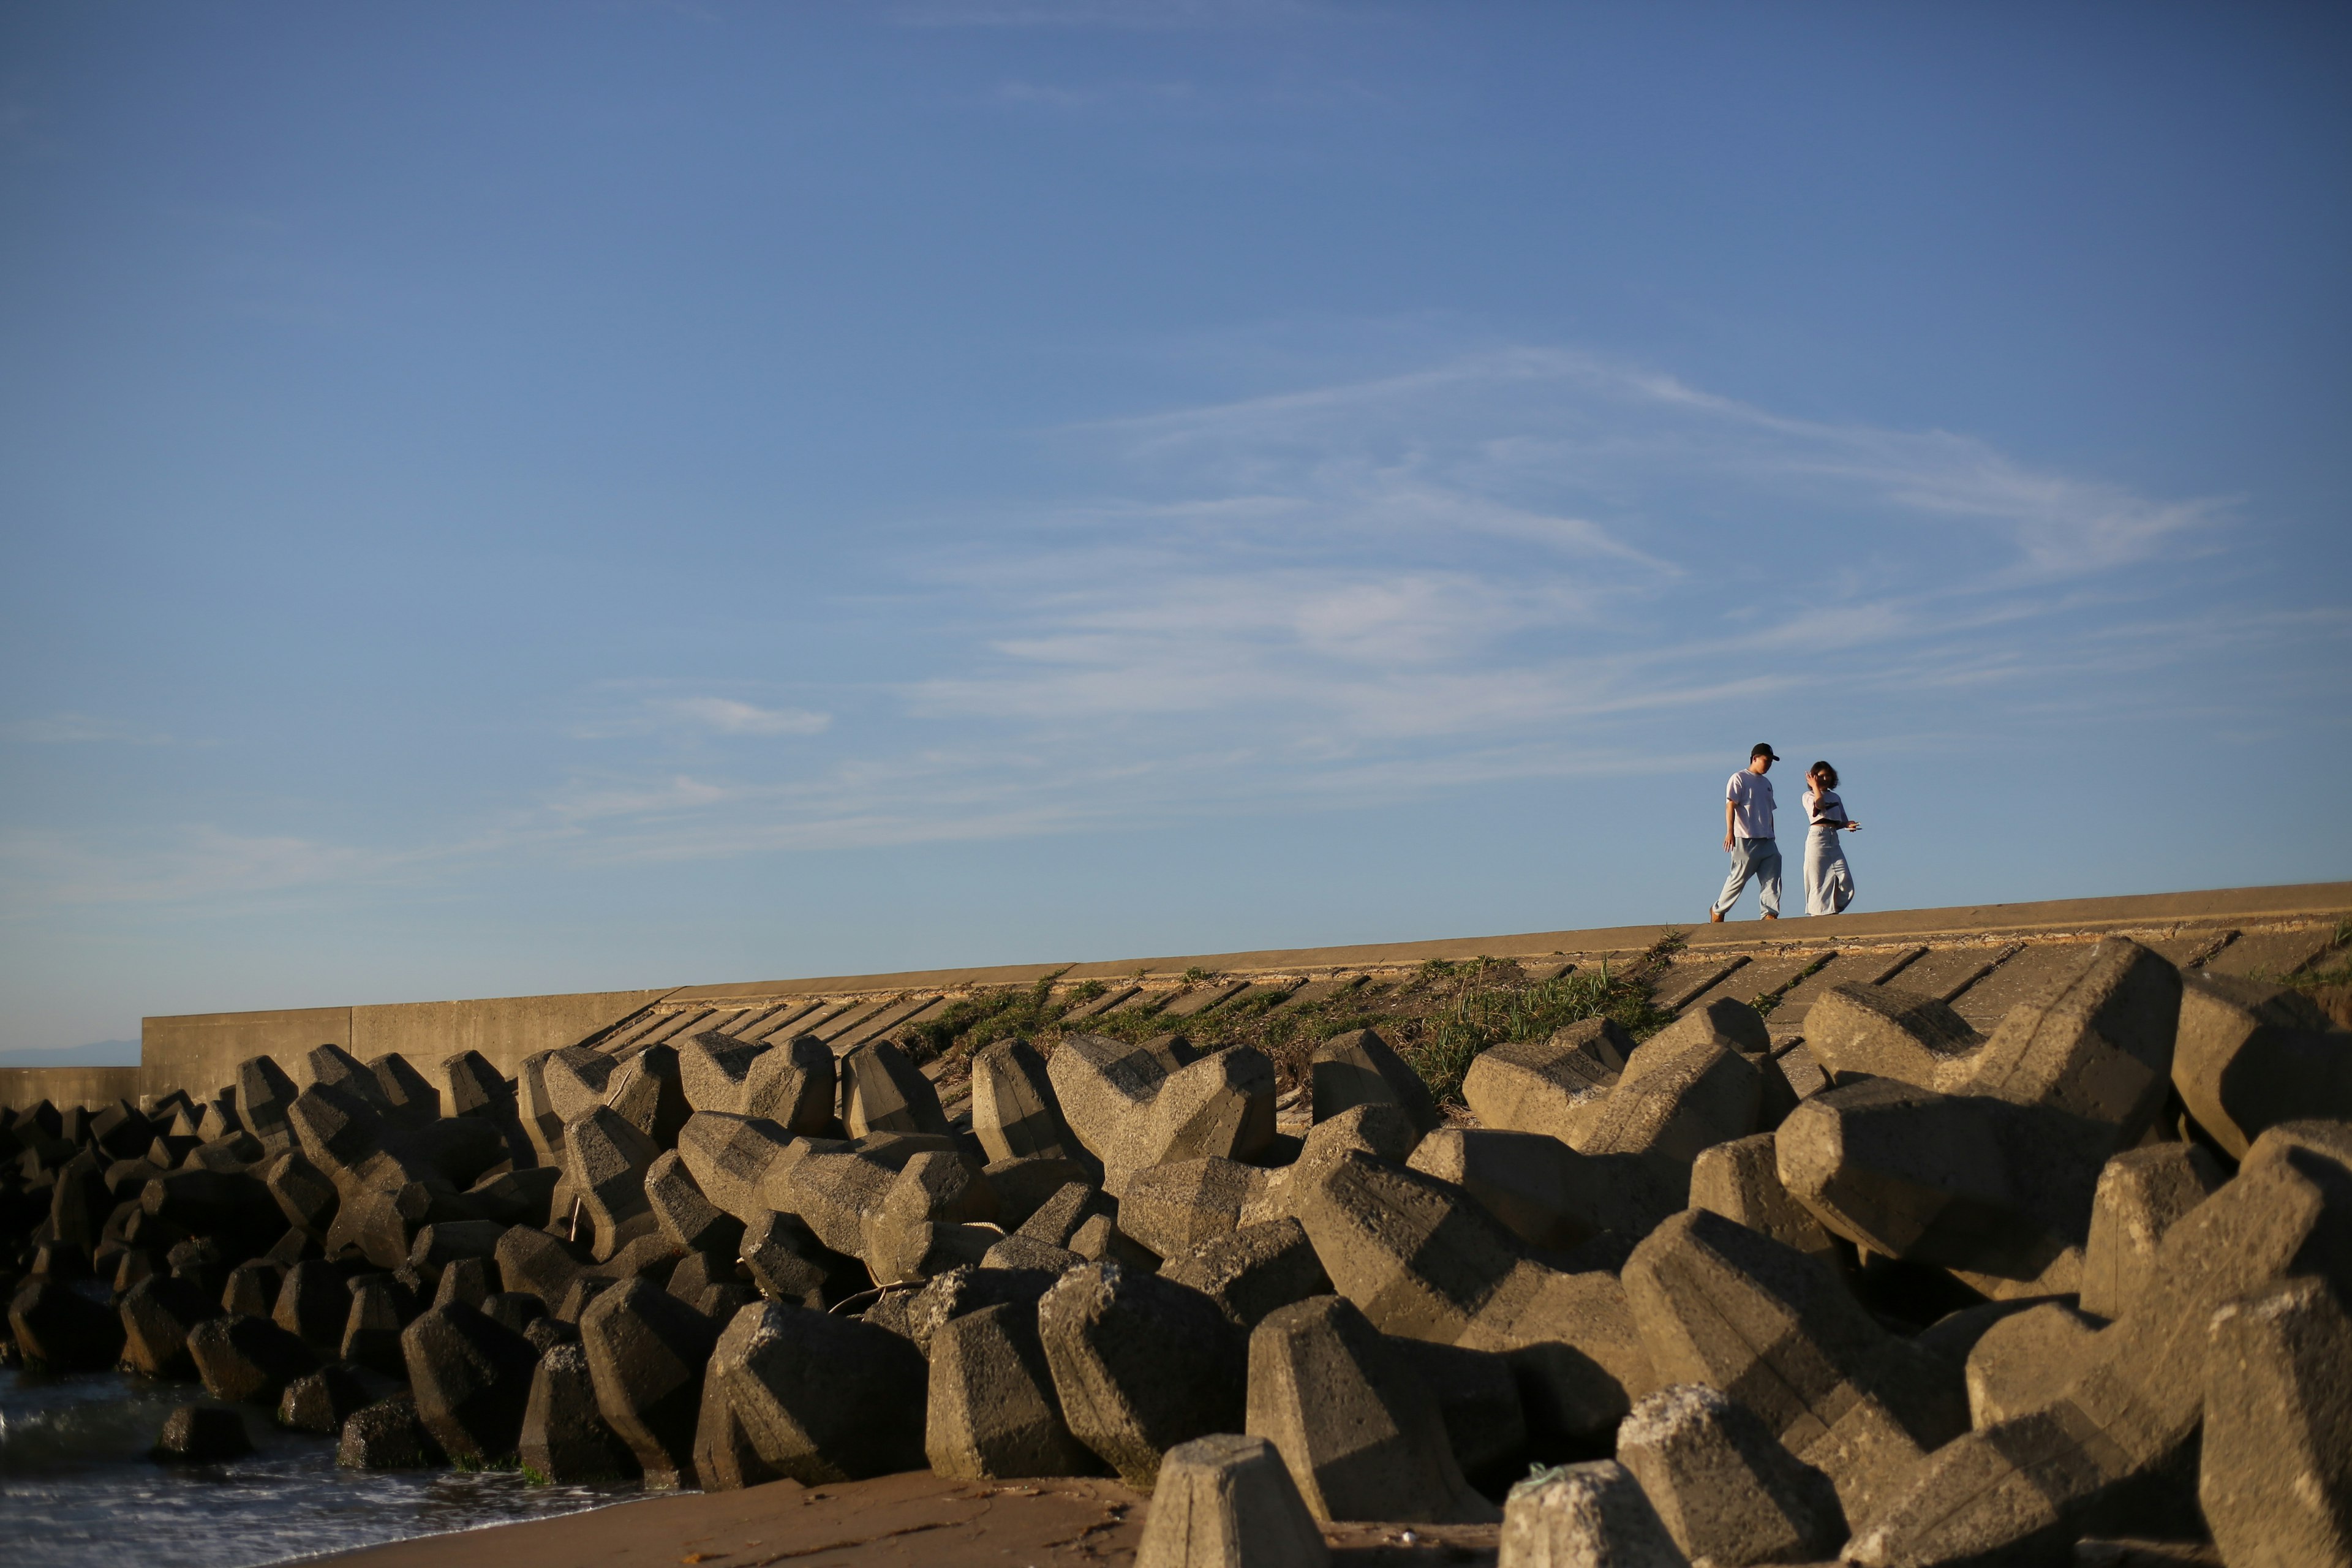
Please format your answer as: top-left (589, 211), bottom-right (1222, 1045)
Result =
top-left (1808, 787), bottom-right (1848, 827)
top-left (1727, 771), bottom-right (1775, 840)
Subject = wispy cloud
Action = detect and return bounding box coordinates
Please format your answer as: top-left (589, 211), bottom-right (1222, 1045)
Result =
top-left (2, 714), bottom-right (176, 745)
top-left (661, 698), bottom-right (831, 736)
top-left (896, 0), bottom-right (1328, 30)
top-left (571, 688), bottom-right (832, 741)
top-left (4, 342), bottom-right (2314, 907)
top-left (510, 336), bottom-right (2266, 864)
top-left (0, 826), bottom-right (391, 905)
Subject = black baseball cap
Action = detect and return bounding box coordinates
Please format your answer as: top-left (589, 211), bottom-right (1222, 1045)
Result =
top-left (1751, 743), bottom-right (1781, 761)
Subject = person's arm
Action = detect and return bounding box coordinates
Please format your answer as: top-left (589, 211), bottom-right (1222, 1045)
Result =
top-left (1724, 793), bottom-right (1737, 851)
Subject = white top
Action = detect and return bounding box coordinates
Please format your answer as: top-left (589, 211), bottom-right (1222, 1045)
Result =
top-left (1808, 787), bottom-right (1848, 828)
top-left (1727, 771), bottom-right (1775, 840)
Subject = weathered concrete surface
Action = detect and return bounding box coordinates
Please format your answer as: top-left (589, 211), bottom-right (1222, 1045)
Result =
top-left (15, 881), bottom-right (2336, 1114)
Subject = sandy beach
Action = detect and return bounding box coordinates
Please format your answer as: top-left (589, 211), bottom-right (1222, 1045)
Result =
top-left (309, 1472), bottom-right (1502, 1568)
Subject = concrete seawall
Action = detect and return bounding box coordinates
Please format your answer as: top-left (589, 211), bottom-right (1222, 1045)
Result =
top-left (4, 878), bottom-right (2345, 1111)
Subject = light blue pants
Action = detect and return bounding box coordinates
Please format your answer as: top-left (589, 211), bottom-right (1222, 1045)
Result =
top-left (1714, 835), bottom-right (1781, 917)
top-left (1806, 824), bottom-right (1856, 916)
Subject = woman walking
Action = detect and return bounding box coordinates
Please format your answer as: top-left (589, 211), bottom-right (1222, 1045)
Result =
top-left (1804, 760), bottom-right (1861, 916)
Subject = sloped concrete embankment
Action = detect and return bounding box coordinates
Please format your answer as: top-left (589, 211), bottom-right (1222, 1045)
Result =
top-left (4, 884), bottom-right (2351, 1565)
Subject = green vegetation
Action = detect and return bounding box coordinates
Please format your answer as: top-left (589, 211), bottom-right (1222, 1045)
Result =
top-left (2275, 919), bottom-right (2352, 992)
top-left (899, 933), bottom-right (1681, 1110)
top-left (1403, 945), bottom-right (1679, 1106)
top-left (517, 1463), bottom-right (551, 1487)
top-left (901, 971), bottom-right (1069, 1065)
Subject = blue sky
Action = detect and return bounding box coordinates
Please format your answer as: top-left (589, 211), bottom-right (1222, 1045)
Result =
top-left (2, 2), bottom-right (2348, 1054)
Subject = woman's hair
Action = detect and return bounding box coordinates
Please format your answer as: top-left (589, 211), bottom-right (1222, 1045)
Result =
top-left (1809, 760), bottom-right (1838, 789)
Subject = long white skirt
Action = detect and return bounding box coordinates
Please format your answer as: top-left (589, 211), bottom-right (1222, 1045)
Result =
top-left (1805, 824), bottom-right (1855, 916)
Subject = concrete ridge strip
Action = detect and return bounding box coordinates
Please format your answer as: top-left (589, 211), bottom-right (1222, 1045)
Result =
top-left (129, 878), bottom-right (2340, 1027)
top-left (638, 880), bottom-right (2352, 998)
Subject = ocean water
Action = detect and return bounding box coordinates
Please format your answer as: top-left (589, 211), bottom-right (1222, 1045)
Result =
top-left (0, 1368), bottom-right (637, 1566)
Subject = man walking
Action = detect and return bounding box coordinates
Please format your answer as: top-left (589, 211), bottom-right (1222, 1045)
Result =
top-left (1712, 744), bottom-right (1782, 922)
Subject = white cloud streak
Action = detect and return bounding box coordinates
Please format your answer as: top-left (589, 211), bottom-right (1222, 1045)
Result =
top-left (2, 714), bottom-right (175, 745)
top-left (5, 342), bottom-right (2313, 907)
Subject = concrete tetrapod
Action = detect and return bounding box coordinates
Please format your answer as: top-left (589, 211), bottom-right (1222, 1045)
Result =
top-left (783, 1143), bottom-right (914, 1258)
top-left (1119, 1158), bottom-right (1271, 1259)
top-left (904, 1264), bottom-right (1057, 1359)
top-left (369, 1052), bottom-right (442, 1128)
top-left (1801, 984), bottom-right (1983, 1091)
top-left (343, 1275), bottom-right (421, 1378)
top-left (1288, 1148), bottom-right (1525, 1344)
top-left (1774, 1075), bottom-right (2053, 1282)
top-left (704, 1299), bottom-right (928, 1483)
top-left (263, 1150), bottom-right (339, 1242)
top-left (1498, 1460), bottom-right (1687, 1568)
top-left (861, 1149), bottom-right (1002, 1285)
top-left (1046, 1032), bottom-right (1202, 1166)
top-left (673, 1110), bottom-right (799, 1224)
top-left (1622, 1208), bottom-right (1967, 1525)
top-left (739, 1033), bottom-right (837, 1136)
top-left (840, 1040), bottom-right (953, 1139)
top-left (153, 1404), bottom-right (252, 1463)
top-left (1382, 1336), bottom-right (1526, 1490)
top-left (1245, 1294), bottom-right (1496, 1524)
top-left (338, 1395), bottom-right (443, 1469)
top-left (1686, 1132), bottom-right (1838, 1265)
top-left (1847, 1126), bottom-right (2352, 1564)
top-left (1159, 1218), bottom-right (1335, 1330)
top-left (278, 1364), bottom-right (371, 1435)
top-left (540, 1047), bottom-right (619, 1128)
top-left (1406, 1128), bottom-right (1605, 1251)
top-left (2078, 1142), bottom-right (2223, 1320)
top-left (970, 1038), bottom-right (1083, 1164)
top-left (562, 1106), bottom-right (661, 1262)
top-left (1309, 1027), bottom-right (1441, 1137)
top-left (576, 1277), bottom-right (720, 1488)
top-left (1961, 936), bottom-right (2183, 1232)
top-left (223, 1259), bottom-right (287, 1319)
top-left (1242, 1104), bottom-right (1422, 1228)
top-left (644, 1148), bottom-right (745, 1258)
top-left (1035, 1261), bottom-right (1248, 1488)
top-left (2200, 1274), bottom-right (2352, 1566)
top-left (739, 1210), bottom-right (867, 1309)
top-left (925, 1300), bottom-right (1099, 1480)
top-left (235, 1055), bottom-right (302, 1157)
top-left (1613, 1383), bottom-right (1844, 1566)
top-left (1454, 1261), bottom-right (1657, 1456)
top-left (1461, 1018), bottom-right (1629, 1149)
top-left (2174, 971), bottom-right (2352, 1159)
top-left (1136, 1434), bottom-right (1329, 1568)
top-left (187, 1313), bottom-right (320, 1406)
top-left (119, 1274), bottom-right (222, 1379)
top-left (494, 1224), bottom-right (587, 1308)
top-left (431, 1256), bottom-right (496, 1311)
top-left (1963, 1301), bottom-right (2102, 1428)
top-left (677, 1035), bottom-right (765, 1115)
top-left (402, 1301), bottom-right (541, 1461)
top-left (984, 1153), bottom-right (1095, 1231)
top-left (1105, 1047), bottom-right (1278, 1197)
top-left (692, 1366), bottom-right (782, 1493)
top-left (12, 1280), bottom-right (128, 1371)
top-left (519, 1341), bottom-right (638, 1482)
top-left (1575, 1036), bottom-right (1763, 1195)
